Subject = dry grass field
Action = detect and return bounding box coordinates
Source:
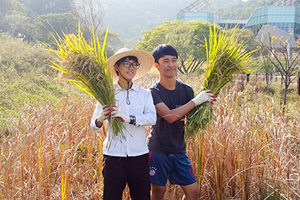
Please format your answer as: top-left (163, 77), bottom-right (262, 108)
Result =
top-left (1, 72), bottom-right (300, 199)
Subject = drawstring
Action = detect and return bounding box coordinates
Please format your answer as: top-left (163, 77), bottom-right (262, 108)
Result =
top-left (117, 70), bottom-right (132, 105)
top-left (126, 81), bottom-right (130, 105)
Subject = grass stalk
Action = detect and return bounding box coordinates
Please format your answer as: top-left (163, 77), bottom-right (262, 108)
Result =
top-left (61, 148), bottom-right (66, 200)
top-left (38, 129), bottom-right (42, 199)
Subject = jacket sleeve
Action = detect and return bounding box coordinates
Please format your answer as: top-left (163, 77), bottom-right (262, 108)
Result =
top-left (135, 91), bottom-right (157, 126)
top-left (90, 101), bottom-right (102, 131)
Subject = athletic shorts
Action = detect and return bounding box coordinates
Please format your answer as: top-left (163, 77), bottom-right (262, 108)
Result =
top-left (149, 151), bottom-right (197, 186)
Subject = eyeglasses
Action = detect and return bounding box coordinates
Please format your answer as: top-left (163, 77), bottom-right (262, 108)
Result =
top-left (122, 61), bottom-right (140, 69)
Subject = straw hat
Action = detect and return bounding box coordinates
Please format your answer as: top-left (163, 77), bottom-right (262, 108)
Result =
top-left (107, 48), bottom-right (154, 83)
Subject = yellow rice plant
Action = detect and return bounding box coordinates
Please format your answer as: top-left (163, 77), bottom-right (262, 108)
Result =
top-left (45, 24), bottom-right (124, 136)
top-left (185, 24), bottom-right (257, 137)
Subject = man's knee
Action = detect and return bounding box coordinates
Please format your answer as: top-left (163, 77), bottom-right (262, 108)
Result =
top-left (151, 184), bottom-right (166, 200)
top-left (181, 182), bottom-right (199, 199)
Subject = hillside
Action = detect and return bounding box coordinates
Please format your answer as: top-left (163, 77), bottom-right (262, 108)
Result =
top-left (0, 33), bottom-right (85, 133)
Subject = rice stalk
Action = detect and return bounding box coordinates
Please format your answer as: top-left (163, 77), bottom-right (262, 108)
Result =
top-left (185, 24), bottom-right (256, 137)
top-left (45, 24), bottom-right (124, 135)
top-left (61, 150), bottom-right (66, 200)
top-left (38, 129), bottom-right (42, 199)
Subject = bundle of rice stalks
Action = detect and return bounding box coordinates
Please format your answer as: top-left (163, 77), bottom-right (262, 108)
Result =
top-left (45, 25), bottom-right (124, 136)
top-left (185, 25), bottom-right (256, 137)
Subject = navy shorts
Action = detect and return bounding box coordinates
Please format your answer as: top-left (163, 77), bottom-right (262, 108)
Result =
top-left (149, 151), bottom-right (197, 186)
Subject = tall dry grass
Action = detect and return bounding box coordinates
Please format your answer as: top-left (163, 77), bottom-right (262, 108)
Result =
top-left (188, 87), bottom-right (300, 199)
top-left (1, 97), bottom-right (105, 199)
top-left (1, 73), bottom-right (300, 199)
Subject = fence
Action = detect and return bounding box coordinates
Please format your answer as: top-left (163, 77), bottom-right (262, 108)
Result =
top-left (232, 72), bottom-right (300, 95)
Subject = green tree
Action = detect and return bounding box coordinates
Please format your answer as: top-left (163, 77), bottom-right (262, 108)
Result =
top-left (234, 29), bottom-right (257, 51)
top-left (1, 14), bottom-right (33, 39)
top-left (0, 0), bottom-right (34, 41)
top-left (33, 13), bottom-right (79, 45)
top-left (165, 21), bottom-right (195, 74)
top-left (137, 20), bottom-right (212, 74)
top-left (25, 0), bottom-right (73, 15)
top-left (189, 21), bottom-right (213, 61)
top-left (0, 0), bottom-right (11, 19)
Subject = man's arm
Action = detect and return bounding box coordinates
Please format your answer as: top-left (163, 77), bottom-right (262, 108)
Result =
top-left (134, 91), bottom-right (157, 126)
top-left (155, 101), bottom-right (195, 124)
top-left (91, 102), bottom-right (112, 131)
top-left (155, 90), bottom-right (216, 124)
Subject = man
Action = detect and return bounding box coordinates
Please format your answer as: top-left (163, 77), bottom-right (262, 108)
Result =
top-left (91, 48), bottom-right (157, 200)
top-left (147, 44), bottom-right (216, 200)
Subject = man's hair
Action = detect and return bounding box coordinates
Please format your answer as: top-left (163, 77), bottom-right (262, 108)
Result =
top-left (114, 56), bottom-right (138, 76)
top-left (152, 44), bottom-right (178, 63)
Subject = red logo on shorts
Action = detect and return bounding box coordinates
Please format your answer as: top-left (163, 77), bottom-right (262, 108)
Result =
top-left (149, 167), bottom-right (157, 176)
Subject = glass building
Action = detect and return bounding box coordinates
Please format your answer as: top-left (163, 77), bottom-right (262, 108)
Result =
top-left (172, 0), bottom-right (300, 40)
top-left (172, 12), bottom-right (217, 24)
top-left (171, 0), bottom-right (218, 23)
top-left (244, 6), bottom-right (300, 39)
top-left (171, 0), bottom-right (247, 30)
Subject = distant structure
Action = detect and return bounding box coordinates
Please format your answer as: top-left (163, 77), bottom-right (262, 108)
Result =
top-left (272, 0), bottom-right (295, 6)
top-left (172, 0), bottom-right (300, 48)
top-left (171, 0), bottom-right (247, 29)
top-left (178, 0), bottom-right (212, 13)
top-left (256, 24), bottom-right (297, 56)
top-left (244, 2), bottom-right (300, 38)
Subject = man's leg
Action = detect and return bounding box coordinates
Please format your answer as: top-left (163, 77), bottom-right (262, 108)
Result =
top-left (127, 154), bottom-right (150, 200)
top-left (102, 155), bottom-right (127, 200)
top-left (151, 184), bottom-right (166, 200)
top-left (180, 182), bottom-right (199, 200)
top-left (169, 153), bottom-right (198, 200)
top-left (149, 151), bottom-right (171, 200)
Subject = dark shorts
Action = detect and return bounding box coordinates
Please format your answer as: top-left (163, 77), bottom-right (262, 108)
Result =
top-left (149, 151), bottom-right (197, 186)
top-left (102, 154), bottom-right (150, 200)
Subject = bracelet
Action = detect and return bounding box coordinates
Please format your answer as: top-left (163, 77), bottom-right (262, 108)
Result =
top-left (129, 115), bottom-right (136, 125)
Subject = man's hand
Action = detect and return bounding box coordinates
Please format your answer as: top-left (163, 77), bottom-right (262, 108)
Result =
top-left (97, 105), bottom-right (112, 123)
top-left (191, 90), bottom-right (216, 106)
top-left (111, 105), bottom-right (130, 123)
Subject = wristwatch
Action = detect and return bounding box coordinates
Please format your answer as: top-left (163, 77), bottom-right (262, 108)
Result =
top-left (129, 115), bottom-right (136, 125)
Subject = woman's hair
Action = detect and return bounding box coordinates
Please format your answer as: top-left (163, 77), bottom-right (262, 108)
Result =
top-left (152, 44), bottom-right (178, 63)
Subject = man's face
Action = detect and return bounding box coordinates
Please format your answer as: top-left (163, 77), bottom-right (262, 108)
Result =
top-left (155, 55), bottom-right (178, 78)
top-left (115, 58), bottom-right (138, 81)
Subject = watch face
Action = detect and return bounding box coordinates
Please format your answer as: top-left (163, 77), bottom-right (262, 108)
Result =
top-left (129, 115), bottom-right (134, 124)
top-left (129, 115), bottom-right (136, 124)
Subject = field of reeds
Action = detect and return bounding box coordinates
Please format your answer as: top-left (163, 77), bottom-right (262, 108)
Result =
top-left (1, 72), bottom-right (300, 200)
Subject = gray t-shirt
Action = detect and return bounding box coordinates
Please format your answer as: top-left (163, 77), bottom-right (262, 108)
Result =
top-left (147, 80), bottom-right (194, 154)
